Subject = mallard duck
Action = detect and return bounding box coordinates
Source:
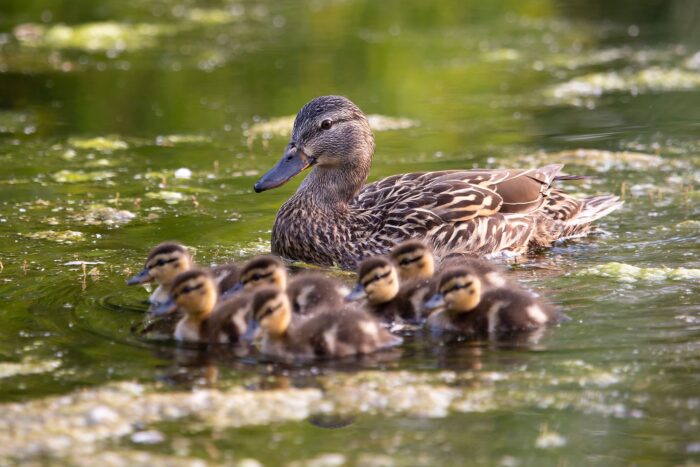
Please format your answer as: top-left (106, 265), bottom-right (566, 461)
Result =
top-left (346, 256), bottom-right (435, 324)
top-left (253, 95), bottom-right (622, 269)
top-left (423, 265), bottom-right (560, 335)
top-left (244, 286), bottom-right (401, 359)
top-left (152, 269), bottom-right (251, 343)
top-left (127, 242), bottom-right (240, 307)
top-left (224, 255), bottom-right (345, 317)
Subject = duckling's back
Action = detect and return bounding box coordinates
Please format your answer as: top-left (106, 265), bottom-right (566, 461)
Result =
top-left (478, 288), bottom-right (560, 334)
top-left (202, 293), bottom-right (252, 343)
top-left (287, 272), bottom-right (345, 316)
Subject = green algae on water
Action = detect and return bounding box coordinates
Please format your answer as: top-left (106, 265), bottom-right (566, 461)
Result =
top-left (14, 22), bottom-right (175, 52)
top-left (52, 169), bottom-right (117, 183)
top-left (0, 359), bottom-right (61, 379)
top-left (69, 136), bottom-right (129, 152)
top-left (23, 230), bottom-right (85, 243)
top-left (576, 262), bottom-right (700, 283)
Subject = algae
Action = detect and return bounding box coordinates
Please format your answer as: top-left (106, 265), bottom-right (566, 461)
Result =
top-left (69, 136), bottom-right (129, 152)
top-left (14, 22), bottom-right (174, 53)
top-left (52, 169), bottom-right (117, 183)
top-left (70, 205), bottom-right (136, 226)
top-left (547, 67), bottom-right (700, 106)
top-left (576, 262), bottom-right (700, 283)
top-left (155, 134), bottom-right (211, 146)
top-left (23, 230), bottom-right (85, 243)
top-left (146, 191), bottom-right (185, 204)
top-left (0, 359), bottom-right (61, 379)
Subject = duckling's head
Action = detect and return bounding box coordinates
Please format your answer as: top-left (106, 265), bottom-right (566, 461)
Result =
top-left (127, 242), bottom-right (191, 287)
top-left (239, 255), bottom-right (287, 292)
top-left (254, 96), bottom-right (374, 194)
top-left (248, 286), bottom-right (292, 339)
top-left (152, 269), bottom-right (217, 318)
top-left (390, 239), bottom-right (435, 281)
top-left (347, 257), bottom-right (400, 305)
top-left (425, 267), bottom-right (482, 314)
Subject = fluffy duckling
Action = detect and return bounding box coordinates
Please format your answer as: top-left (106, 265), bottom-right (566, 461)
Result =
top-left (127, 242), bottom-right (240, 306)
top-left (441, 253), bottom-right (508, 290)
top-left (347, 256), bottom-right (433, 324)
top-left (424, 266), bottom-right (560, 336)
top-left (390, 239), bottom-right (436, 282)
top-left (225, 255), bottom-right (344, 317)
top-left (244, 286), bottom-right (401, 359)
top-left (152, 269), bottom-right (251, 344)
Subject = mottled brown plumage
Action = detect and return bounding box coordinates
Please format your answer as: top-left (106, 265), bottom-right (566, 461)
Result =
top-left (152, 269), bottom-right (251, 344)
top-left (424, 265), bottom-right (561, 336)
top-left (248, 286), bottom-right (401, 359)
top-left (230, 254), bottom-right (345, 317)
top-left (254, 96), bottom-right (622, 269)
top-left (127, 242), bottom-right (240, 307)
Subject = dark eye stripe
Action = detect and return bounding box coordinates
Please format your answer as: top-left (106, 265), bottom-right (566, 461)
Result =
top-left (257, 302), bottom-right (282, 320)
top-left (399, 256), bottom-right (423, 266)
top-left (244, 271), bottom-right (273, 283)
top-left (444, 282), bottom-right (473, 294)
top-left (148, 257), bottom-right (179, 270)
top-left (174, 282), bottom-right (203, 298)
top-left (362, 270), bottom-right (391, 287)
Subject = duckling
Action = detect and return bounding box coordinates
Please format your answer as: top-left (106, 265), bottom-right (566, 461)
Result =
top-left (346, 256), bottom-right (433, 324)
top-left (423, 266), bottom-right (560, 336)
top-left (390, 239), bottom-right (436, 282)
top-left (244, 286), bottom-right (401, 359)
top-left (441, 253), bottom-right (508, 290)
top-left (127, 242), bottom-right (240, 307)
top-left (152, 269), bottom-right (251, 344)
top-left (225, 255), bottom-right (344, 317)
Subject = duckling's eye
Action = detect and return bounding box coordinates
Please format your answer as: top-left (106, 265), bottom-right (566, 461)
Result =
top-left (444, 281), bottom-right (473, 294)
top-left (252, 274), bottom-right (261, 281)
top-left (156, 259), bottom-right (166, 267)
top-left (320, 119), bottom-right (333, 130)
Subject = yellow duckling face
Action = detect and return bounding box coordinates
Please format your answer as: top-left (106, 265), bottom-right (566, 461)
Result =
top-left (169, 270), bottom-right (217, 318)
top-left (390, 240), bottom-right (435, 281)
top-left (347, 257), bottom-right (400, 305)
top-left (127, 242), bottom-right (191, 287)
top-left (249, 287), bottom-right (292, 339)
top-left (240, 256), bottom-right (288, 292)
top-left (439, 269), bottom-right (482, 314)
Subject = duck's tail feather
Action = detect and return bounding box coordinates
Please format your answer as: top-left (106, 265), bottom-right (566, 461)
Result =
top-left (568, 194), bottom-right (624, 226)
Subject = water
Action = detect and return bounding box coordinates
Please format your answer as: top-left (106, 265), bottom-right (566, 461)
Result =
top-left (1, 0), bottom-right (699, 464)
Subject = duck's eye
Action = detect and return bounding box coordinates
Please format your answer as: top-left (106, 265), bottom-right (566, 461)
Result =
top-left (320, 119), bottom-right (333, 130)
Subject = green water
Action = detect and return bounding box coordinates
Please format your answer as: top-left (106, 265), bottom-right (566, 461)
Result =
top-left (1, 0), bottom-right (699, 465)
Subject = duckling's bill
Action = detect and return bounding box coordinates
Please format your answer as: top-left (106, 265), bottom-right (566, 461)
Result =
top-left (424, 292), bottom-right (446, 310)
top-left (345, 283), bottom-right (366, 302)
top-left (127, 268), bottom-right (151, 285)
top-left (151, 297), bottom-right (177, 316)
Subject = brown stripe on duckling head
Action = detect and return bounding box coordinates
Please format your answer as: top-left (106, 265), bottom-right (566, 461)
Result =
top-left (146, 242), bottom-right (189, 263)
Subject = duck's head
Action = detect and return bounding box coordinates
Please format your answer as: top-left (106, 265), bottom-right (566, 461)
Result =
top-left (234, 255), bottom-right (287, 293)
top-left (244, 286), bottom-right (292, 341)
top-left (346, 256), bottom-right (400, 305)
top-left (127, 242), bottom-right (191, 287)
top-left (254, 96), bottom-right (375, 195)
top-left (390, 240), bottom-right (435, 281)
top-left (425, 267), bottom-right (482, 314)
top-left (152, 269), bottom-right (217, 318)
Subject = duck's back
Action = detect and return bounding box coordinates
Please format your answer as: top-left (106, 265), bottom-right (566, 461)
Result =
top-left (298, 308), bottom-right (400, 357)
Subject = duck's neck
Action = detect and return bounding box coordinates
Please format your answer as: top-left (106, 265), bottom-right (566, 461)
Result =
top-left (297, 154), bottom-right (371, 207)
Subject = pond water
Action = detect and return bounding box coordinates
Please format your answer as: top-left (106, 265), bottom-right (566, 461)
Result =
top-left (1, 0), bottom-right (699, 465)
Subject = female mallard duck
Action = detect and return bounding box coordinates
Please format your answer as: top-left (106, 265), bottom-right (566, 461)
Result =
top-left (423, 265), bottom-right (561, 336)
top-left (224, 255), bottom-right (345, 317)
top-left (253, 95), bottom-right (622, 270)
top-left (127, 242), bottom-right (240, 307)
top-left (346, 255), bottom-right (435, 324)
top-left (244, 286), bottom-right (401, 359)
top-left (152, 269), bottom-right (251, 343)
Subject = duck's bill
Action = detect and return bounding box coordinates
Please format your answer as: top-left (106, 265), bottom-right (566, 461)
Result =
top-left (221, 281), bottom-right (244, 300)
top-left (254, 148), bottom-right (314, 193)
top-left (151, 298), bottom-right (177, 316)
top-left (424, 293), bottom-right (446, 310)
top-left (345, 283), bottom-right (366, 302)
top-left (241, 319), bottom-right (260, 343)
top-left (127, 268), bottom-right (151, 285)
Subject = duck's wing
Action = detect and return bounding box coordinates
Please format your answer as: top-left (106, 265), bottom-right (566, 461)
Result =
top-left (356, 165), bottom-right (564, 217)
